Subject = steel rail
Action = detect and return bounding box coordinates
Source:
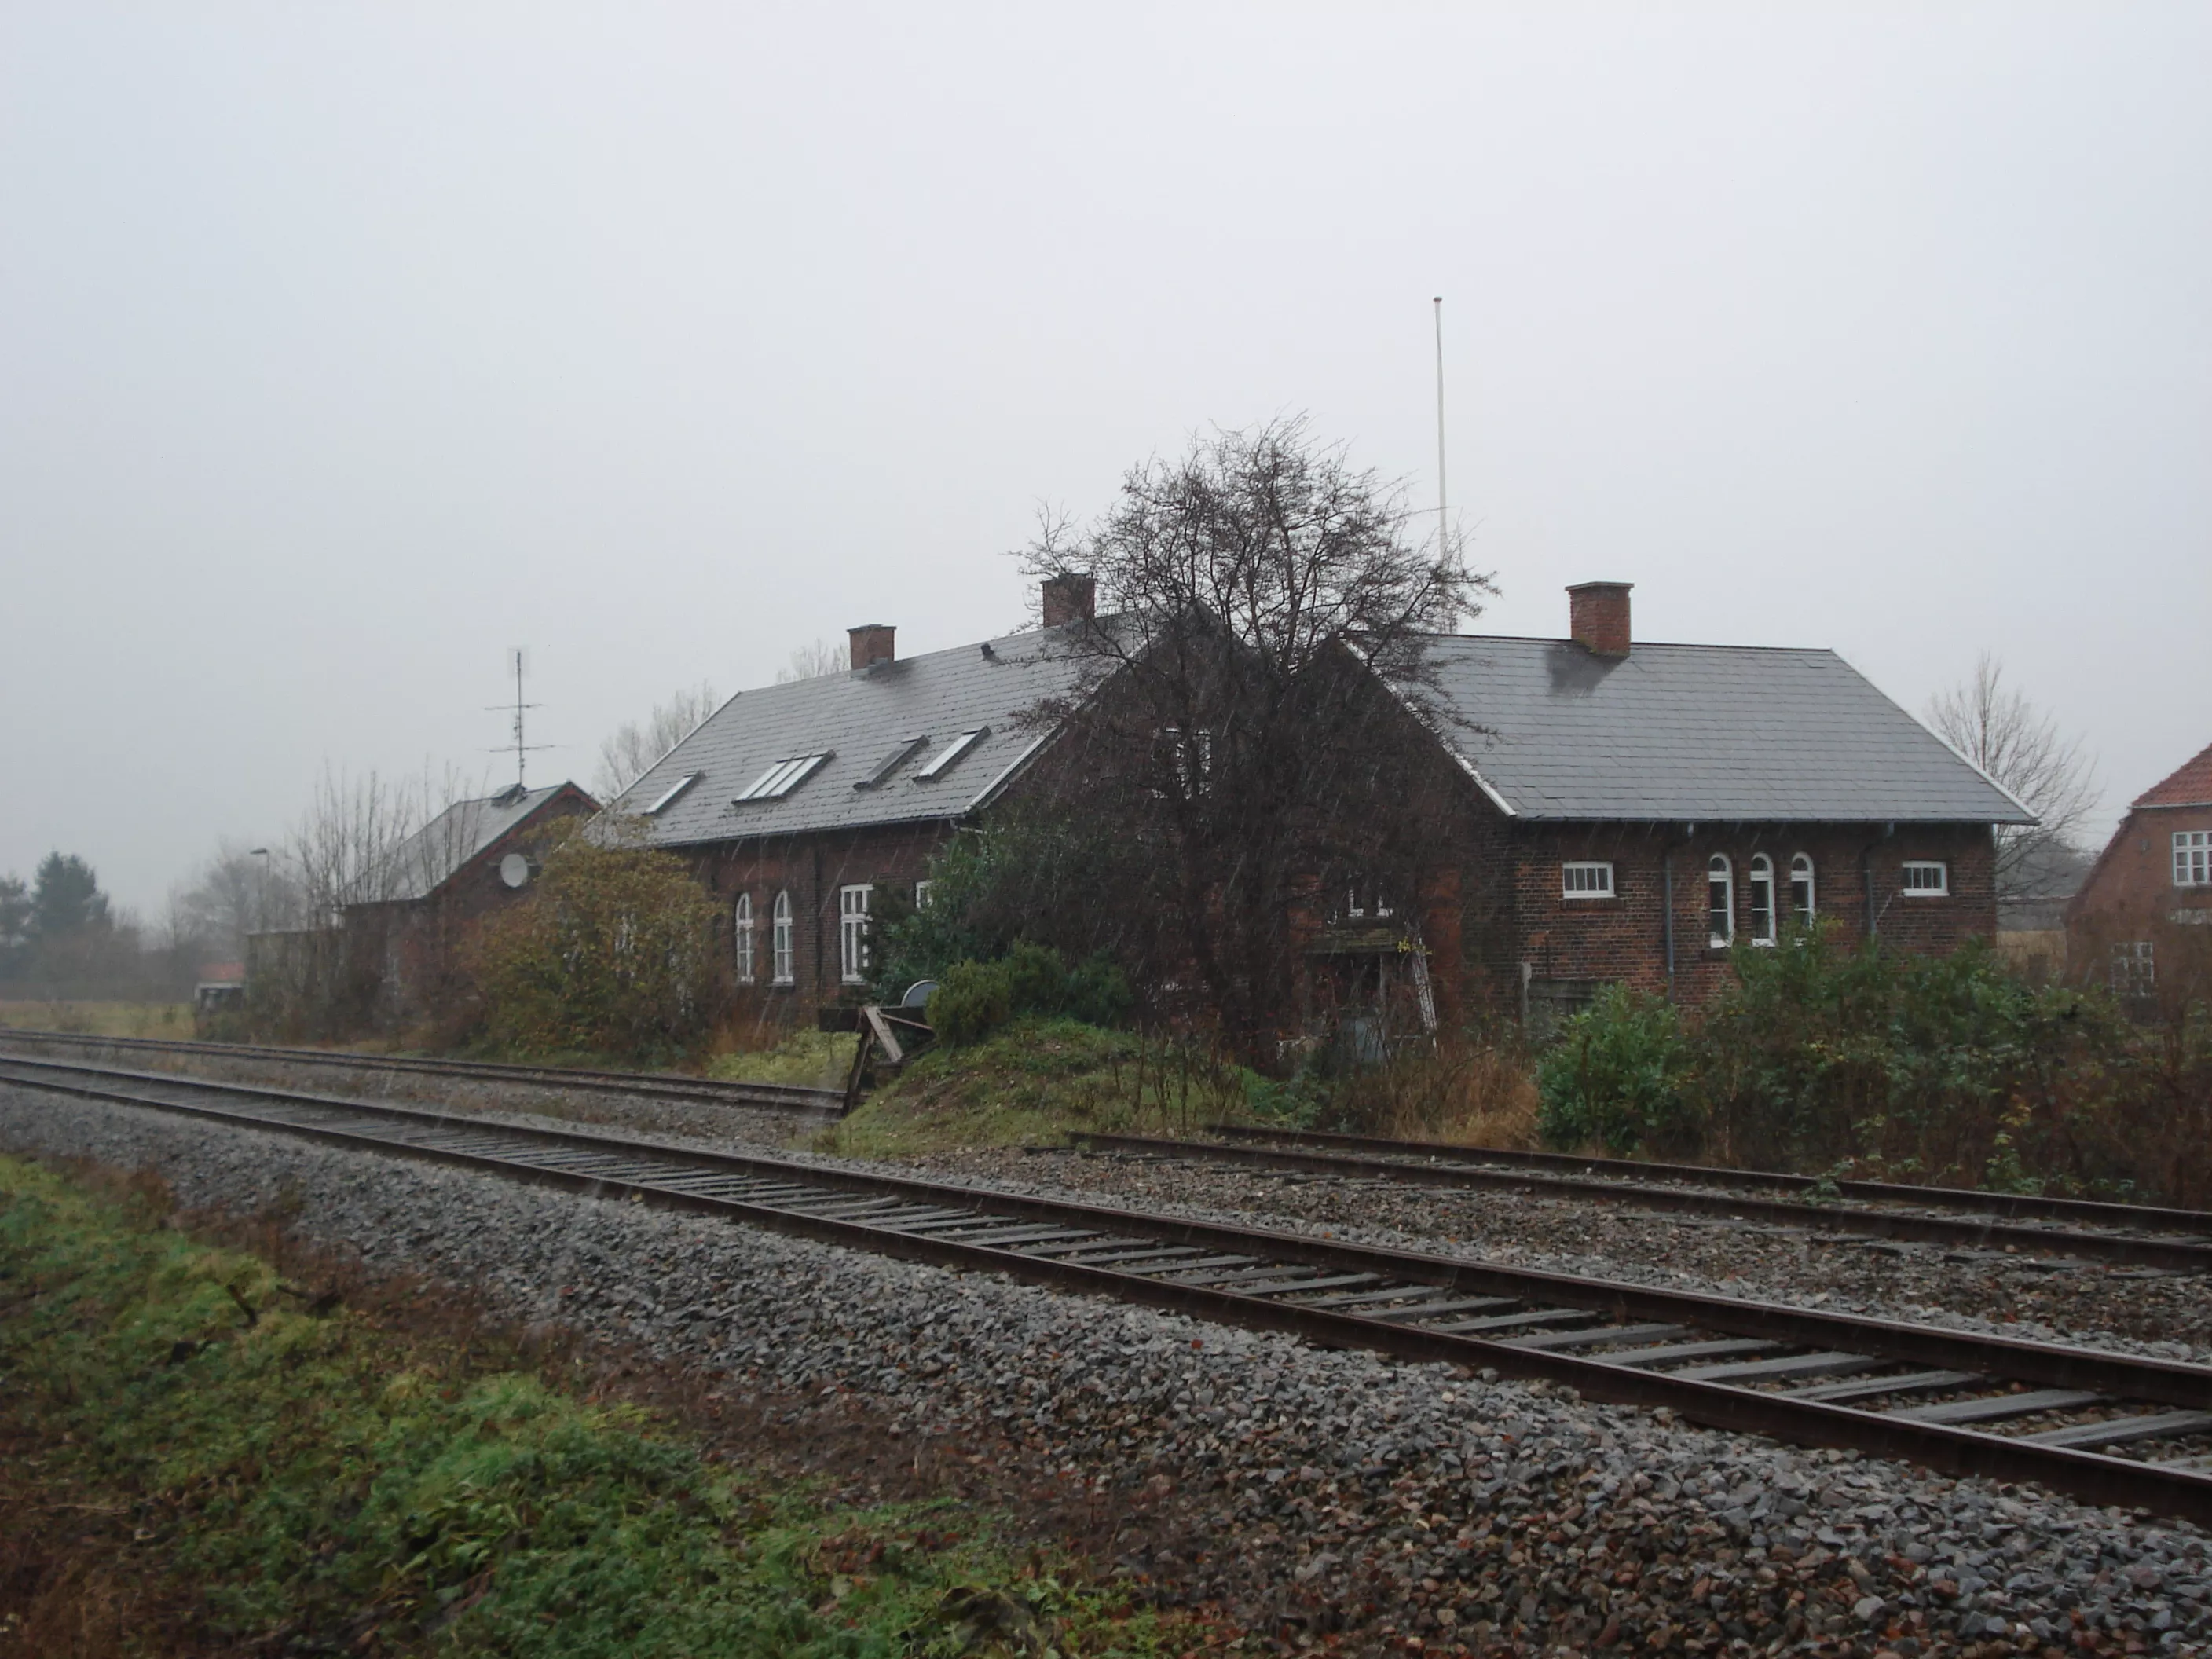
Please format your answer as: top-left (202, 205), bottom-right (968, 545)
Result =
top-left (0, 1028), bottom-right (846, 1117)
top-left (9, 1056), bottom-right (2212, 1522)
top-left (1072, 1132), bottom-right (2212, 1273)
top-left (1210, 1122), bottom-right (2212, 1235)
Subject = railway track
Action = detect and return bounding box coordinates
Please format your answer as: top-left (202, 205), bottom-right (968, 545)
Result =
top-left (7, 1052), bottom-right (2212, 1522)
top-left (1061, 1129), bottom-right (2212, 1274)
top-left (0, 1027), bottom-right (847, 1117)
top-left (1213, 1122), bottom-right (2212, 1233)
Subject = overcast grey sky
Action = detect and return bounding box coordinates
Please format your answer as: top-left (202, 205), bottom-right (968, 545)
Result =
top-left (3, 4), bottom-right (2207, 920)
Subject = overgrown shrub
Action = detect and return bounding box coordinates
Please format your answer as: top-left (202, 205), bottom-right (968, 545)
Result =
top-left (1696, 932), bottom-right (2125, 1180)
top-left (1064, 953), bottom-right (1135, 1028)
top-left (1533, 928), bottom-right (2212, 1203)
top-left (924, 943), bottom-right (1133, 1046)
top-left (1002, 939), bottom-right (1069, 1016)
top-left (1536, 984), bottom-right (1698, 1155)
top-left (927, 958), bottom-right (1014, 1046)
top-left (467, 826), bottom-right (723, 1061)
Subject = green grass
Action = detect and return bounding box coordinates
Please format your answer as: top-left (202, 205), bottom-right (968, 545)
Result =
top-left (705, 1030), bottom-right (860, 1091)
top-left (0, 999), bottom-right (192, 1038)
top-left (0, 1156), bottom-right (1202, 1656)
top-left (826, 1018), bottom-right (1244, 1159)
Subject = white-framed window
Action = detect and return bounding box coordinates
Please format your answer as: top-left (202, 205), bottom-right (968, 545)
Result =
top-left (914, 879), bottom-right (933, 910)
top-left (1789, 853), bottom-right (1816, 927)
top-left (2111, 940), bottom-right (2156, 996)
top-left (1707, 854), bottom-right (1734, 947)
top-left (1562, 861), bottom-right (1615, 899)
top-left (734, 892), bottom-right (755, 983)
top-left (1341, 880), bottom-right (1393, 921)
top-left (1901, 860), bottom-right (1949, 897)
top-left (915, 729), bottom-right (988, 782)
top-left (2177, 832), bottom-right (2211, 889)
top-left (735, 753), bottom-right (831, 803)
top-left (641, 771), bottom-right (701, 815)
top-left (771, 891), bottom-right (794, 984)
top-left (839, 884), bottom-right (873, 984)
top-left (1747, 854), bottom-right (1777, 946)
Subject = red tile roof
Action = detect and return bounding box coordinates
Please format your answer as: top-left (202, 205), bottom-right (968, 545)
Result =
top-left (2134, 741), bottom-right (2212, 809)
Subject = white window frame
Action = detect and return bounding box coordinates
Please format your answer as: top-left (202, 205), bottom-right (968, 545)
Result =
top-left (1900, 860), bottom-right (1949, 897)
top-left (735, 753), bottom-right (831, 803)
top-left (915, 729), bottom-right (987, 782)
top-left (2177, 831), bottom-right (2211, 889)
top-left (733, 892), bottom-right (755, 983)
top-left (1562, 861), bottom-right (1615, 899)
top-left (1789, 853), bottom-right (1816, 928)
top-left (1341, 879), bottom-right (1393, 921)
top-left (771, 890), bottom-right (794, 985)
top-left (839, 884), bottom-right (873, 984)
top-left (914, 879), bottom-right (933, 910)
top-left (641, 771), bottom-right (701, 815)
top-left (1707, 854), bottom-right (1734, 947)
top-left (2111, 940), bottom-right (2155, 995)
top-left (1747, 853), bottom-right (1777, 946)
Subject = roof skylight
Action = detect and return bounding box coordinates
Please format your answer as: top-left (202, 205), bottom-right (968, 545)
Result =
top-left (734, 753), bottom-right (832, 804)
top-left (914, 727), bottom-right (989, 782)
top-left (641, 772), bottom-right (701, 815)
top-left (855, 735), bottom-right (928, 791)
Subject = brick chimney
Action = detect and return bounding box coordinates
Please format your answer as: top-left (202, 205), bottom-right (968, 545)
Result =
top-left (1567, 582), bottom-right (1632, 657)
top-left (848, 624), bottom-right (895, 671)
top-left (1041, 573), bottom-right (1097, 628)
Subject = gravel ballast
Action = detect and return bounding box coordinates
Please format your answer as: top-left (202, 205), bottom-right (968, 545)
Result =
top-left (2, 1081), bottom-right (2206, 1656)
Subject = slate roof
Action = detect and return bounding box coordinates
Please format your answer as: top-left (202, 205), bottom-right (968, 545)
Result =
top-left (618, 627), bottom-right (1093, 848)
top-left (382, 782), bottom-right (580, 902)
top-left (1395, 635), bottom-right (2034, 824)
top-left (2133, 741), bottom-right (2212, 810)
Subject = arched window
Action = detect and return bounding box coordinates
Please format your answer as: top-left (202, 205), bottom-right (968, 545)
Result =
top-left (771, 890), bottom-right (794, 985)
top-left (733, 892), bottom-right (755, 983)
top-left (1707, 855), bottom-right (1734, 948)
top-left (1789, 854), bottom-right (1815, 928)
top-left (1747, 854), bottom-right (1776, 946)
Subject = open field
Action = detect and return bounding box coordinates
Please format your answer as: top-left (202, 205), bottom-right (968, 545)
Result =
top-left (0, 1000), bottom-right (191, 1038)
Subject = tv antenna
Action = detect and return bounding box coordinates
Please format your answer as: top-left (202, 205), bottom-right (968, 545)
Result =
top-left (486, 647), bottom-right (551, 788)
top-left (1433, 295), bottom-right (1449, 557)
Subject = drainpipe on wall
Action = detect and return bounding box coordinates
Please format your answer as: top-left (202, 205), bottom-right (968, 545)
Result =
top-left (1663, 853), bottom-right (1675, 998)
top-left (1861, 822), bottom-right (1894, 941)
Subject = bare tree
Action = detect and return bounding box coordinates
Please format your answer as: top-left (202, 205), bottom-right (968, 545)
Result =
top-left (593, 681), bottom-right (720, 802)
top-left (774, 639), bottom-right (847, 684)
top-left (258, 764), bottom-right (479, 1035)
top-left (1927, 654), bottom-right (2099, 910)
top-left (169, 839), bottom-right (303, 963)
top-left (1022, 416), bottom-right (1494, 1063)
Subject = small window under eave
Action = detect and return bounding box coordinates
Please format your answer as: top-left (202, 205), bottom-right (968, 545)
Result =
top-left (915, 727), bottom-right (989, 782)
top-left (734, 753), bottom-right (832, 804)
top-left (641, 772), bottom-right (702, 815)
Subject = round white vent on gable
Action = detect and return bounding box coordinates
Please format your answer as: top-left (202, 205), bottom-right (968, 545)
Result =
top-left (499, 853), bottom-right (532, 889)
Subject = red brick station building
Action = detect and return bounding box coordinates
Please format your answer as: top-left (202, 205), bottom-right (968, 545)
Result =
top-left (2067, 741), bottom-right (2212, 1005)
top-left (610, 579), bottom-right (2026, 1035)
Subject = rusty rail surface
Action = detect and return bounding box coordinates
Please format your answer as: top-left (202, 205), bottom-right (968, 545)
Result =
top-left (7, 1052), bottom-right (2212, 1524)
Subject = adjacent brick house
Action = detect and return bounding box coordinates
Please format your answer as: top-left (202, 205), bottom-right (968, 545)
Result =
top-left (613, 577), bottom-right (2027, 1034)
top-left (1361, 584), bottom-right (2028, 1026)
top-left (344, 780), bottom-right (599, 1025)
top-left (611, 578), bottom-right (1101, 1027)
top-left (2065, 742), bottom-right (2212, 1009)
